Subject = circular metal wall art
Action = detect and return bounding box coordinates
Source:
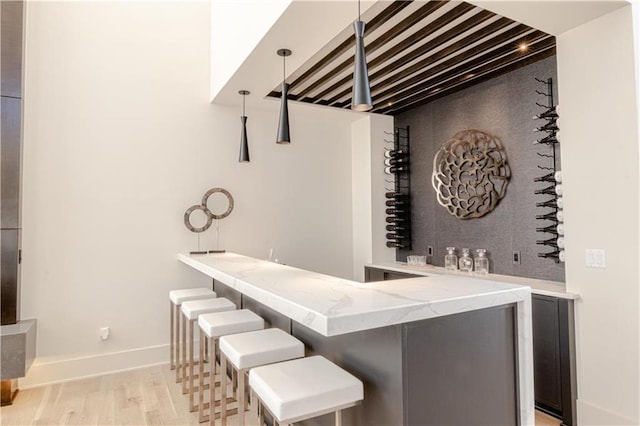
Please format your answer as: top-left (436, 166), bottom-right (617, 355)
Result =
top-left (184, 188), bottom-right (234, 233)
top-left (432, 130), bottom-right (510, 219)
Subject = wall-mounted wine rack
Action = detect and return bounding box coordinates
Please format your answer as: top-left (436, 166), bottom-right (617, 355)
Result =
top-left (385, 126), bottom-right (412, 250)
top-left (533, 77), bottom-right (564, 263)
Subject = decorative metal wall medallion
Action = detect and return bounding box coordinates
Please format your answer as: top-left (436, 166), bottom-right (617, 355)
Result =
top-left (184, 188), bottom-right (234, 232)
top-left (432, 130), bottom-right (510, 219)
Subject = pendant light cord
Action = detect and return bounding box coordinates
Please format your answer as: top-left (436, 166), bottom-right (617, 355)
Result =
top-left (242, 93), bottom-right (246, 115)
top-left (282, 54), bottom-right (286, 82)
top-left (358, 0), bottom-right (361, 21)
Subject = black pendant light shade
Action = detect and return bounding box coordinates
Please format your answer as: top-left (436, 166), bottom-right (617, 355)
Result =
top-left (276, 49), bottom-right (292, 144)
top-left (352, 1), bottom-right (372, 111)
top-left (239, 90), bottom-right (250, 162)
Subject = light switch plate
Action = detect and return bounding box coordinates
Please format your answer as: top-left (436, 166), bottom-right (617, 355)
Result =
top-left (585, 249), bottom-right (606, 268)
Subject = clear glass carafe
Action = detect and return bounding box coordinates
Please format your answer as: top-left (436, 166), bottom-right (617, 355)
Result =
top-left (474, 249), bottom-right (489, 275)
top-left (445, 247), bottom-right (458, 271)
top-left (459, 248), bottom-right (473, 273)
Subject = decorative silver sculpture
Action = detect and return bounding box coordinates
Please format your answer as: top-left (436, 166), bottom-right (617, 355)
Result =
top-left (184, 188), bottom-right (234, 253)
top-left (432, 130), bottom-right (510, 219)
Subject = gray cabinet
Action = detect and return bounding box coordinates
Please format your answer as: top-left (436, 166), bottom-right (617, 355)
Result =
top-left (366, 266), bottom-right (576, 426)
top-left (532, 294), bottom-right (576, 426)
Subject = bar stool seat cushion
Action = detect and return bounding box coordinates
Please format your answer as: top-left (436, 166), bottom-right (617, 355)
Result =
top-left (181, 297), bottom-right (235, 320)
top-left (170, 288), bottom-right (215, 305)
top-left (249, 355), bottom-right (363, 423)
top-left (198, 309), bottom-right (264, 338)
top-left (219, 328), bottom-right (304, 370)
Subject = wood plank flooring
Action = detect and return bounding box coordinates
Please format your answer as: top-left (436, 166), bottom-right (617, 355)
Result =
top-left (1, 364), bottom-right (561, 425)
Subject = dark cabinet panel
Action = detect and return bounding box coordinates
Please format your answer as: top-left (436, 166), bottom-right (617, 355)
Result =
top-left (364, 267), bottom-right (385, 282)
top-left (1, 1), bottom-right (24, 98)
top-left (1, 97), bottom-right (21, 229)
top-left (532, 295), bottom-right (562, 412)
top-left (1, 229), bottom-right (19, 325)
top-left (364, 266), bottom-right (419, 282)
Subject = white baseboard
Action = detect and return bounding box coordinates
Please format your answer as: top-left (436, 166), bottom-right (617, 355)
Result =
top-left (577, 399), bottom-right (638, 425)
top-left (18, 343), bottom-right (193, 389)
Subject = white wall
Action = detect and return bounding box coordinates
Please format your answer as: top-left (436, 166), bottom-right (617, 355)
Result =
top-left (557, 5), bottom-right (640, 424)
top-left (210, 0), bottom-right (291, 100)
top-left (20, 0), bottom-right (356, 387)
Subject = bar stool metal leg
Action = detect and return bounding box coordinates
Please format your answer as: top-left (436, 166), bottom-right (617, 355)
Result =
top-left (181, 311), bottom-right (187, 387)
top-left (221, 351), bottom-right (228, 426)
top-left (170, 301), bottom-right (175, 370)
top-left (199, 329), bottom-right (206, 419)
top-left (176, 304), bottom-right (182, 382)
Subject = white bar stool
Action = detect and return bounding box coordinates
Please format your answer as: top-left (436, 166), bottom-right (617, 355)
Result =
top-left (181, 297), bottom-right (237, 411)
top-left (249, 355), bottom-right (363, 426)
top-left (198, 309), bottom-right (265, 424)
top-left (219, 328), bottom-right (305, 426)
top-left (169, 287), bottom-right (215, 381)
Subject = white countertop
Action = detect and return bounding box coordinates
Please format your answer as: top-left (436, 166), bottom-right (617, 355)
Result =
top-left (178, 252), bottom-right (532, 337)
top-left (367, 262), bottom-right (578, 300)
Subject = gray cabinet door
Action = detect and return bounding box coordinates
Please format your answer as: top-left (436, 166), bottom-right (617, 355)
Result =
top-left (532, 294), bottom-right (562, 413)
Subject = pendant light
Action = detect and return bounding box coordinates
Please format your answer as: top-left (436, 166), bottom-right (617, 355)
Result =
top-left (352, 0), bottom-right (372, 111)
top-left (276, 48), bottom-right (292, 144)
top-left (239, 90), bottom-right (250, 162)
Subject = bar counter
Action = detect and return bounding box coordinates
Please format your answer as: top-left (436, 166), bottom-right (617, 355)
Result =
top-left (178, 252), bottom-right (534, 425)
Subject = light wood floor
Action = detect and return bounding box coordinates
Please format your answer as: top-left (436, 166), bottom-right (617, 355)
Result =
top-left (1, 364), bottom-right (561, 425)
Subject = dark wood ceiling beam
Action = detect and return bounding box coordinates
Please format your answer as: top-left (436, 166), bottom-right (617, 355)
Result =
top-left (387, 47), bottom-right (556, 114)
top-left (291, 0), bottom-right (451, 99)
top-left (360, 27), bottom-right (545, 109)
top-left (371, 37), bottom-right (556, 113)
top-left (288, 0), bottom-right (413, 90)
top-left (305, 4), bottom-right (490, 103)
top-left (322, 13), bottom-right (512, 105)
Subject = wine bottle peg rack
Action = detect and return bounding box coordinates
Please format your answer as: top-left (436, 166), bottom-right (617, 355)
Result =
top-left (384, 126), bottom-right (412, 250)
top-left (533, 77), bottom-right (563, 263)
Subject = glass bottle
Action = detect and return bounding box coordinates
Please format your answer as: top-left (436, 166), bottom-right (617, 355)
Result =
top-left (459, 248), bottom-right (473, 273)
top-left (445, 247), bottom-right (458, 271)
top-left (474, 249), bottom-right (489, 275)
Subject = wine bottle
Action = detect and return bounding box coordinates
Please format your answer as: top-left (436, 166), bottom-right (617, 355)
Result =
top-left (538, 251), bottom-right (560, 260)
top-left (385, 199), bottom-right (406, 207)
top-left (386, 241), bottom-right (406, 248)
top-left (536, 211), bottom-right (559, 221)
top-left (386, 216), bottom-right (406, 223)
top-left (386, 232), bottom-right (406, 240)
top-left (534, 185), bottom-right (556, 195)
top-left (384, 149), bottom-right (407, 159)
top-left (385, 191), bottom-right (401, 199)
top-left (386, 208), bottom-right (405, 215)
top-left (536, 199), bottom-right (558, 209)
top-left (533, 134), bottom-right (559, 145)
top-left (533, 107), bottom-right (558, 120)
top-left (386, 224), bottom-right (406, 232)
top-left (534, 121), bottom-right (559, 133)
top-left (536, 224), bottom-right (559, 234)
top-left (536, 238), bottom-right (559, 247)
top-left (384, 156), bottom-right (408, 167)
top-left (533, 172), bottom-right (555, 182)
top-left (385, 165), bottom-right (409, 174)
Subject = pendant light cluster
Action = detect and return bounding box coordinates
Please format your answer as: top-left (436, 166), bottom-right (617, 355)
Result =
top-left (237, 0), bottom-right (372, 161)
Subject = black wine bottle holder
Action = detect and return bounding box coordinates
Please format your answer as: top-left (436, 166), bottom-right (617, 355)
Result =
top-left (384, 126), bottom-right (412, 250)
top-left (533, 77), bottom-right (561, 262)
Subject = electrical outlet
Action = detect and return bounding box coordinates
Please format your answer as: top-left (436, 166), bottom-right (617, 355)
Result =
top-left (427, 246), bottom-right (433, 256)
top-left (512, 250), bottom-right (521, 265)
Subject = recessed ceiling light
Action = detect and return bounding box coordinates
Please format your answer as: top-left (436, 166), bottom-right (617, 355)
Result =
top-left (387, 102), bottom-right (393, 107)
top-left (519, 43), bottom-right (528, 52)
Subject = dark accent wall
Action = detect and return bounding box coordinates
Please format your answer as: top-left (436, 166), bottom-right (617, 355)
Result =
top-left (395, 56), bottom-right (565, 282)
top-left (1, 0), bottom-right (24, 325)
